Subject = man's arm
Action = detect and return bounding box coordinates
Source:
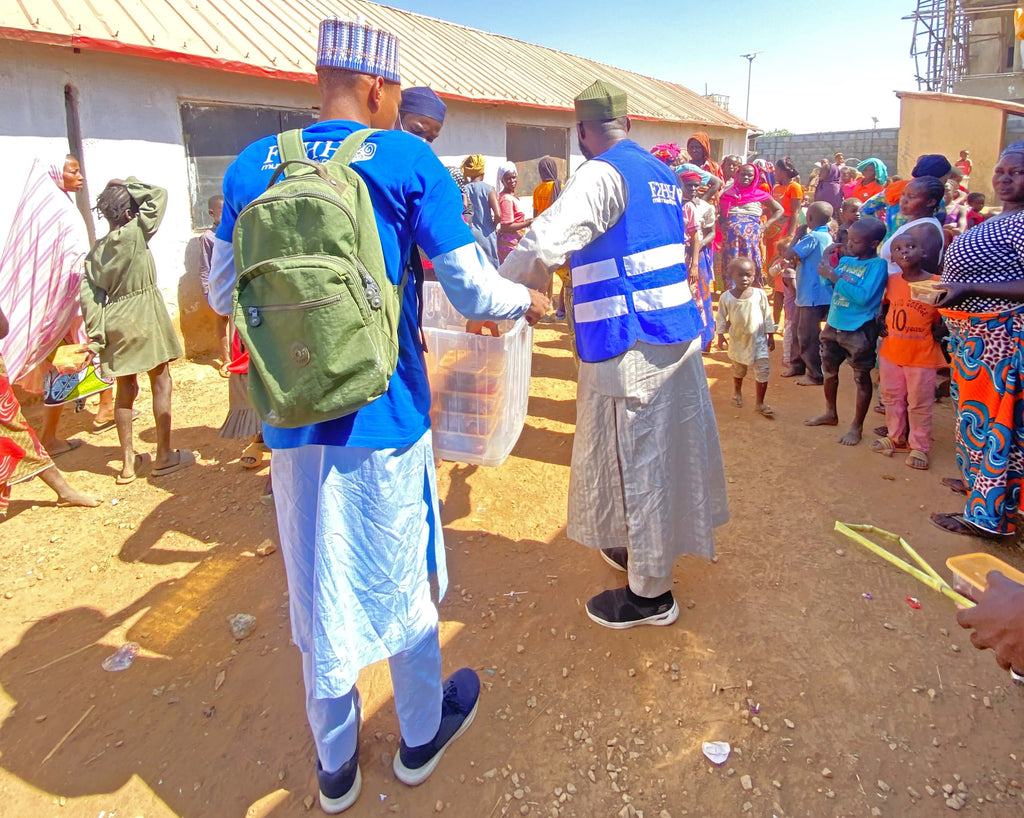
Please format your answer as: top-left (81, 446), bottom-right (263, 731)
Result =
top-left (498, 161), bottom-right (628, 291)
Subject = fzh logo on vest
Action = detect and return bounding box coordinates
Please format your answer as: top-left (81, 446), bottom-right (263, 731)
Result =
top-left (648, 181), bottom-right (682, 205)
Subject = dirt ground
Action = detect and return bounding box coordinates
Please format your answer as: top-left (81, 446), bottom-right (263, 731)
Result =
top-left (1, 319), bottom-right (1024, 818)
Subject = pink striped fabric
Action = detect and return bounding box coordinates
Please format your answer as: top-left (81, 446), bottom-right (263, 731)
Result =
top-left (0, 159), bottom-right (90, 385)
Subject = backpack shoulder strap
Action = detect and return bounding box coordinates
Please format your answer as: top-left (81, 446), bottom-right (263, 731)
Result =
top-left (276, 129), bottom-right (308, 174)
top-left (327, 128), bottom-right (381, 169)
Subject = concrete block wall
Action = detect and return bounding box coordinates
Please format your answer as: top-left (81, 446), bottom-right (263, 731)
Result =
top-left (753, 128), bottom-right (899, 179)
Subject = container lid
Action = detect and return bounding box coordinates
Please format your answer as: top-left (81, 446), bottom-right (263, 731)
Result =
top-left (946, 552), bottom-right (1024, 592)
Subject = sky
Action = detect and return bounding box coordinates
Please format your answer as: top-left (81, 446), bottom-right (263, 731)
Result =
top-left (377, 0), bottom-right (921, 134)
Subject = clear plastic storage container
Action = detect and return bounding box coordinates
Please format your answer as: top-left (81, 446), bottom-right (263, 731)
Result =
top-left (421, 281), bottom-right (533, 466)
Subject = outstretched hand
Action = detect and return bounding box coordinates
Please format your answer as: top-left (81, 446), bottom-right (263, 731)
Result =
top-left (957, 571), bottom-right (1024, 672)
top-left (523, 289), bottom-right (551, 326)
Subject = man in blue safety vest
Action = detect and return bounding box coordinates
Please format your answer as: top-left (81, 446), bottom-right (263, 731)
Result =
top-left (501, 80), bottom-right (729, 630)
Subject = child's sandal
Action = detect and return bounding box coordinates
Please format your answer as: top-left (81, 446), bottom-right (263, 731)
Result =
top-left (871, 436), bottom-right (908, 457)
top-left (906, 450), bottom-right (929, 470)
top-left (731, 394), bottom-right (743, 408)
top-left (756, 404), bottom-right (775, 418)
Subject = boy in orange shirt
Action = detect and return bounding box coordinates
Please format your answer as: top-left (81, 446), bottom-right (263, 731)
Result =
top-left (873, 224), bottom-right (947, 470)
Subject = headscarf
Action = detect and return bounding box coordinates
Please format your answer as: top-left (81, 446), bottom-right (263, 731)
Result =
top-left (688, 132), bottom-right (723, 178)
top-left (857, 158), bottom-right (888, 186)
top-left (651, 143), bottom-right (683, 166)
top-left (912, 154), bottom-right (952, 179)
top-left (496, 161), bottom-right (517, 190)
top-left (537, 156), bottom-right (562, 200)
top-left (0, 158), bottom-right (90, 384)
top-left (884, 179), bottom-right (911, 206)
top-left (1002, 141), bottom-right (1024, 157)
top-left (677, 170), bottom-right (703, 185)
top-left (718, 164), bottom-right (774, 218)
top-left (461, 154), bottom-right (485, 177)
top-left (447, 167), bottom-right (467, 192)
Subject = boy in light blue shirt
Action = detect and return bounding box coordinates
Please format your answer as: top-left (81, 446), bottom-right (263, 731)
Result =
top-left (783, 201), bottom-right (834, 384)
top-left (804, 217), bottom-right (888, 446)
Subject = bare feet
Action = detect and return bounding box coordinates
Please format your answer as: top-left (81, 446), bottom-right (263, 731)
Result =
top-left (838, 425), bottom-right (863, 446)
top-left (804, 413), bottom-right (838, 427)
top-left (37, 466), bottom-right (100, 508)
top-left (731, 394), bottom-right (743, 408)
top-left (42, 438), bottom-right (82, 458)
top-left (796, 376), bottom-right (823, 387)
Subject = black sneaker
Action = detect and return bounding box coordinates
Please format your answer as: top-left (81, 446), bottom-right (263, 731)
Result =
top-left (393, 667), bottom-right (480, 786)
top-left (600, 547), bottom-right (628, 572)
top-left (317, 750), bottom-right (361, 814)
top-left (586, 587), bottom-right (679, 630)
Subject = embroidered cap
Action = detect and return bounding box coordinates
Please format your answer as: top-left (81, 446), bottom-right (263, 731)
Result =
top-left (316, 17), bottom-right (401, 84)
top-left (574, 80), bottom-right (627, 121)
top-left (400, 86), bottom-right (446, 123)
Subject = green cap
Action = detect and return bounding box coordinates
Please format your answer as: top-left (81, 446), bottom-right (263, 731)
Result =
top-left (574, 80), bottom-right (627, 121)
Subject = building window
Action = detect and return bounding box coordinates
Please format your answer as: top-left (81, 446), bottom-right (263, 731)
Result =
top-left (505, 124), bottom-right (570, 204)
top-left (180, 101), bottom-right (317, 230)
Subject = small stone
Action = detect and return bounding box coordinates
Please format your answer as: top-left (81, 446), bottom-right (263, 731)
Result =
top-left (256, 541), bottom-right (277, 557)
top-left (878, 779), bottom-right (892, 793)
top-left (303, 795), bottom-right (315, 810)
top-left (562, 667), bottom-right (569, 678)
top-left (933, 737), bottom-right (941, 747)
top-left (215, 670), bottom-right (226, 691)
top-left (928, 688), bottom-right (937, 701)
top-left (946, 797), bottom-right (963, 810)
top-left (34, 714), bottom-right (47, 723)
top-left (984, 696), bottom-right (992, 708)
top-left (686, 600), bottom-right (696, 609)
top-left (628, 668), bottom-right (636, 677)
top-left (517, 644), bottom-right (525, 654)
top-left (566, 784), bottom-right (577, 794)
top-left (435, 800), bottom-right (444, 812)
top-left (951, 644), bottom-right (961, 653)
top-left (740, 774), bottom-right (752, 791)
top-left (228, 613), bottom-right (256, 640)
top-left (825, 789), bottom-right (835, 799)
top-left (3, 592), bottom-right (11, 600)
top-left (908, 786), bottom-right (921, 799)
top-left (943, 784), bottom-right (955, 796)
top-left (926, 786), bottom-right (937, 797)
top-left (520, 805), bottom-right (530, 816)
top-left (772, 780), bottom-right (781, 789)
top-left (883, 622), bottom-right (896, 630)
top-left (784, 719), bottom-right (795, 729)
top-left (871, 809), bottom-right (882, 817)
top-left (835, 548), bottom-right (846, 556)
top-left (822, 768), bottom-right (833, 779)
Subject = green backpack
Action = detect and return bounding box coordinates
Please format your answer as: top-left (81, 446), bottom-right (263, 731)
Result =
top-left (231, 128), bottom-right (401, 428)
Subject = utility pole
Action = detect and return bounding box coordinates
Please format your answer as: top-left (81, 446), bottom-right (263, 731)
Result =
top-left (741, 51), bottom-right (763, 122)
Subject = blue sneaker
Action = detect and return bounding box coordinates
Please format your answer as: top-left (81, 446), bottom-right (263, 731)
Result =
top-left (392, 668), bottom-right (480, 786)
top-left (317, 753), bottom-right (361, 814)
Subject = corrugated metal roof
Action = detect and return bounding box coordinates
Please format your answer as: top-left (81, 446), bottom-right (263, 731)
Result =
top-left (0, 0), bottom-right (754, 130)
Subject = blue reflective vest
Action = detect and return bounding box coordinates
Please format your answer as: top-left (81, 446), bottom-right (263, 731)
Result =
top-left (569, 140), bottom-right (704, 363)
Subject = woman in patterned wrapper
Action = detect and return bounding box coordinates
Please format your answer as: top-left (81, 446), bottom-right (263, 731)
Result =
top-left (932, 143), bottom-right (1024, 539)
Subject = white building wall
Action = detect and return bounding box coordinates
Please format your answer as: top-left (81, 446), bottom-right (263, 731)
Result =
top-left (1, 39), bottom-right (748, 352)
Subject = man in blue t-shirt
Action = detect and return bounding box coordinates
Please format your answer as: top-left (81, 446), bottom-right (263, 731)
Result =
top-left (783, 201), bottom-right (834, 385)
top-left (207, 17), bottom-right (547, 814)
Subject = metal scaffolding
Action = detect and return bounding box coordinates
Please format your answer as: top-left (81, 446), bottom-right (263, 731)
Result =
top-left (907, 0), bottom-right (1020, 92)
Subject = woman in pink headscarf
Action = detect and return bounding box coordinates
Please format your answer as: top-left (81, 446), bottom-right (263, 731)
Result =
top-left (718, 163), bottom-right (784, 286)
top-left (0, 156), bottom-right (114, 455)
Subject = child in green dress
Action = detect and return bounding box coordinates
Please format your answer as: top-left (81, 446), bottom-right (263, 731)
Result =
top-left (81, 178), bottom-right (193, 483)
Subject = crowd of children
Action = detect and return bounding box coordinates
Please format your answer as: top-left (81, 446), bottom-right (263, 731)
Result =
top-left (644, 144), bottom-right (987, 477)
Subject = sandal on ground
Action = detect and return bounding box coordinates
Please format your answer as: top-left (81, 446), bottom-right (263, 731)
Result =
top-left (756, 404), bottom-right (775, 418)
top-left (152, 449), bottom-right (196, 478)
top-left (905, 450), bottom-right (929, 470)
top-left (48, 439), bottom-right (83, 459)
top-left (115, 453), bottom-right (151, 485)
top-left (219, 363), bottom-right (231, 378)
top-left (871, 437), bottom-right (909, 458)
top-left (941, 477), bottom-right (968, 496)
top-left (872, 403), bottom-right (886, 415)
top-left (731, 394), bottom-right (743, 408)
top-left (240, 440), bottom-right (265, 470)
top-left (929, 512), bottom-right (1014, 540)
top-left (872, 425), bottom-right (888, 438)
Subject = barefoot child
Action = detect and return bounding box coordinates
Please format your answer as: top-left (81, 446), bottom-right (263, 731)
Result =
top-left (717, 258), bottom-right (775, 417)
top-left (782, 201), bottom-right (834, 384)
top-left (80, 179), bottom-right (194, 484)
top-left (766, 239), bottom-right (796, 368)
top-left (804, 217), bottom-right (888, 445)
top-left (872, 225), bottom-right (947, 468)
